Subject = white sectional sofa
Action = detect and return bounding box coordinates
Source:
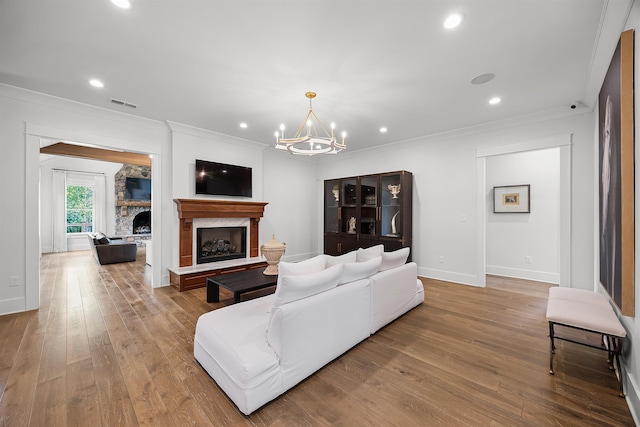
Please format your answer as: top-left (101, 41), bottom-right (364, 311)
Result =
top-left (194, 245), bottom-right (424, 415)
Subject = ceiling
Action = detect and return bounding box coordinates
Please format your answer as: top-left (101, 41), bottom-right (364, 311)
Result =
top-left (0, 1), bottom-right (632, 154)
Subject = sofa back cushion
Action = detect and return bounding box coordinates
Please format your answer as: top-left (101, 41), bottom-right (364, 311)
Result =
top-left (379, 247), bottom-right (410, 271)
top-left (325, 251), bottom-right (356, 267)
top-left (339, 256), bottom-right (382, 285)
top-left (277, 255), bottom-right (327, 281)
top-left (273, 263), bottom-right (344, 308)
top-left (356, 244), bottom-right (384, 262)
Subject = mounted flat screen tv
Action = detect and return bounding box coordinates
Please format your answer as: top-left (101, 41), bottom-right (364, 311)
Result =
top-left (195, 159), bottom-right (252, 197)
top-left (125, 177), bottom-right (151, 201)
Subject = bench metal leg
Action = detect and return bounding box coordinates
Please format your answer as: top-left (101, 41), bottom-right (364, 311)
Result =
top-left (548, 322), bottom-right (555, 375)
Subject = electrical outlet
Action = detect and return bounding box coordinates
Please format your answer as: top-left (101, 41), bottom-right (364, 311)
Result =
top-left (439, 256), bottom-right (445, 264)
top-left (525, 256), bottom-right (532, 264)
top-left (9, 276), bottom-right (19, 287)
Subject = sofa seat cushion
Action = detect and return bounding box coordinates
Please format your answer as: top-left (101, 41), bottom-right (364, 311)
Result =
top-left (195, 295), bottom-right (280, 390)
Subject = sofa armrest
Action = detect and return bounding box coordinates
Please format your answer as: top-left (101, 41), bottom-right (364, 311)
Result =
top-left (370, 262), bottom-right (424, 333)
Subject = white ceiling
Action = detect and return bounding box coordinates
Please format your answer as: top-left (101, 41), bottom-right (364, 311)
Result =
top-left (0, 0), bottom-right (632, 153)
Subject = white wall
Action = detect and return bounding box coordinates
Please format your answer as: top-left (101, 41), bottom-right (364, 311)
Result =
top-left (39, 156), bottom-right (122, 253)
top-left (262, 150), bottom-right (319, 262)
top-left (486, 148), bottom-right (560, 283)
top-left (318, 111), bottom-right (594, 289)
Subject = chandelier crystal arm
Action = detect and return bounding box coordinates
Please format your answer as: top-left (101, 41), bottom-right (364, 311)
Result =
top-left (274, 91), bottom-right (347, 156)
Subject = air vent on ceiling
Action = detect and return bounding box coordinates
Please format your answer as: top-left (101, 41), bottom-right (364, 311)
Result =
top-left (110, 98), bottom-right (138, 109)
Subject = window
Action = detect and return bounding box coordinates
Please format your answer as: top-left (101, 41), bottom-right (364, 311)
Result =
top-left (66, 184), bottom-right (94, 233)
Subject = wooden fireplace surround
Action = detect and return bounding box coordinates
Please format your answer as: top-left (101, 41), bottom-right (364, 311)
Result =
top-left (170, 199), bottom-right (269, 292)
top-left (174, 199), bottom-right (268, 267)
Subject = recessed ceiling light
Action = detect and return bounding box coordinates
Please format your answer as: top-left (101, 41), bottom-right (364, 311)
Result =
top-left (240, 122), bottom-right (248, 129)
top-left (379, 127), bottom-right (388, 133)
top-left (444, 13), bottom-right (464, 29)
top-left (489, 96), bottom-right (502, 105)
top-left (89, 79), bottom-right (104, 88)
top-left (471, 73), bottom-right (495, 85)
top-left (110, 0), bottom-right (131, 9)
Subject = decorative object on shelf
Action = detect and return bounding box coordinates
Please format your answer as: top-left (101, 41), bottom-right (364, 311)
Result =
top-left (332, 184), bottom-right (340, 202)
top-left (388, 183), bottom-right (401, 199)
top-left (274, 92), bottom-right (347, 155)
top-left (260, 235), bottom-right (286, 275)
top-left (388, 211), bottom-right (400, 236)
top-left (348, 217), bottom-right (357, 234)
top-left (365, 194), bottom-right (376, 205)
top-left (493, 184), bottom-right (530, 213)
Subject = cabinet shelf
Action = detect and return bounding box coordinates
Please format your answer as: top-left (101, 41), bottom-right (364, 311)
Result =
top-left (324, 171), bottom-right (412, 258)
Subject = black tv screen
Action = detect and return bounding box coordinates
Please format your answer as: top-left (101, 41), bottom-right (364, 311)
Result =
top-left (195, 159), bottom-right (252, 197)
top-left (125, 177), bottom-right (151, 201)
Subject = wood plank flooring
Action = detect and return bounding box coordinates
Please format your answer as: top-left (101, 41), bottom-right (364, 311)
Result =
top-left (0, 250), bottom-right (634, 426)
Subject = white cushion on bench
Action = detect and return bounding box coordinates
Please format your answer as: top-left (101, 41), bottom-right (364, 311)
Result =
top-left (546, 287), bottom-right (626, 337)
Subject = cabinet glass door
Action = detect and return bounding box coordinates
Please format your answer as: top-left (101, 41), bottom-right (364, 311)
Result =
top-left (381, 173), bottom-right (402, 237)
top-left (341, 178), bottom-right (357, 234)
top-left (360, 176), bottom-right (378, 236)
top-left (324, 180), bottom-right (340, 234)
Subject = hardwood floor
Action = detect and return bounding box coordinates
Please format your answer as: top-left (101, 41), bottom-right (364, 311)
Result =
top-left (0, 250), bottom-right (635, 426)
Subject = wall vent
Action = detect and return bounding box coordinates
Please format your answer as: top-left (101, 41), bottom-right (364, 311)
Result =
top-left (110, 98), bottom-right (138, 109)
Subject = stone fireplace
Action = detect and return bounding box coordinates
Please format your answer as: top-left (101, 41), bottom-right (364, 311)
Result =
top-left (114, 164), bottom-right (152, 236)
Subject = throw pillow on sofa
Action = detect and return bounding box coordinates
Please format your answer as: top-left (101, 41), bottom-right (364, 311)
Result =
top-left (339, 256), bottom-right (382, 285)
top-left (379, 247), bottom-right (410, 271)
top-left (272, 263), bottom-right (344, 307)
top-left (326, 251), bottom-right (357, 267)
top-left (278, 255), bottom-right (327, 278)
top-left (92, 232), bottom-right (110, 245)
top-left (356, 244), bottom-right (384, 262)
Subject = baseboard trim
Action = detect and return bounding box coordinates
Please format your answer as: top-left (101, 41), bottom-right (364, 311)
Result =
top-left (486, 265), bottom-right (560, 284)
top-left (624, 366), bottom-right (640, 425)
top-left (0, 297), bottom-right (26, 315)
top-left (418, 268), bottom-right (480, 287)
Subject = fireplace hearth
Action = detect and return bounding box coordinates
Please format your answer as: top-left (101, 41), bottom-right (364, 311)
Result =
top-left (197, 226), bottom-right (246, 264)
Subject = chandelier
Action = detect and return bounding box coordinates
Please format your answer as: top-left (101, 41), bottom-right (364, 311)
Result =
top-left (274, 92), bottom-right (346, 155)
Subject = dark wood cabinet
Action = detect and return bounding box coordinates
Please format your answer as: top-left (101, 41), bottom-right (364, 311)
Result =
top-left (324, 170), bottom-right (412, 258)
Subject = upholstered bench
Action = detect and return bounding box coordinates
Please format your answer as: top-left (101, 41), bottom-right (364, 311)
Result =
top-left (546, 287), bottom-right (626, 396)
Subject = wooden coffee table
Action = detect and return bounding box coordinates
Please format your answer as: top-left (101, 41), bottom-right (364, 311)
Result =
top-left (206, 268), bottom-right (278, 304)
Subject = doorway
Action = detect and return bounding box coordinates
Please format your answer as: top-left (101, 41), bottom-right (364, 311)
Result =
top-left (25, 123), bottom-right (164, 311)
top-left (485, 148), bottom-right (561, 285)
top-left (475, 134), bottom-right (572, 288)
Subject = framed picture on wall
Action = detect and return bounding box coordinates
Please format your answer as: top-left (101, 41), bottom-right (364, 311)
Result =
top-left (493, 184), bottom-right (530, 213)
top-left (598, 29), bottom-right (635, 317)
